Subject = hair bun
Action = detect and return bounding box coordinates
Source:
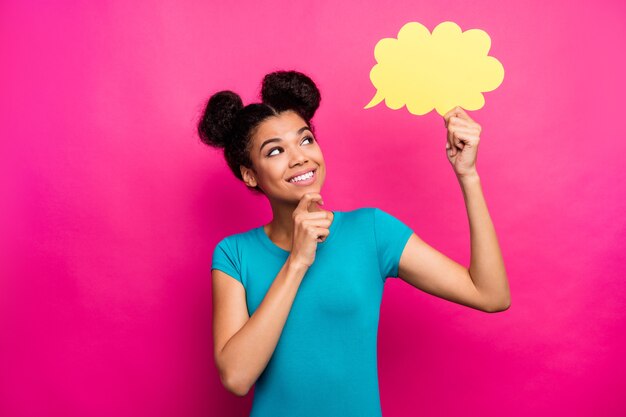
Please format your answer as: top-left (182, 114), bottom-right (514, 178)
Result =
top-left (198, 90), bottom-right (243, 149)
top-left (261, 70), bottom-right (321, 121)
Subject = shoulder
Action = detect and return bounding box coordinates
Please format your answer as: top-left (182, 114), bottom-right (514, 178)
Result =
top-left (340, 206), bottom-right (393, 225)
top-left (342, 206), bottom-right (388, 215)
top-left (338, 206), bottom-right (377, 221)
top-left (215, 226), bottom-right (259, 250)
top-left (334, 207), bottom-right (393, 229)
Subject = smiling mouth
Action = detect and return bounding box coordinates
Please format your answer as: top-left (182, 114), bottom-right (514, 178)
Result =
top-left (287, 168), bottom-right (317, 184)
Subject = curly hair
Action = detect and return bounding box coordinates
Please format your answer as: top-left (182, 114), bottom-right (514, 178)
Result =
top-left (197, 70), bottom-right (322, 194)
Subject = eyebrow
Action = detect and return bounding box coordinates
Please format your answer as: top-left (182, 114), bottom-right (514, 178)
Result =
top-left (259, 126), bottom-right (312, 154)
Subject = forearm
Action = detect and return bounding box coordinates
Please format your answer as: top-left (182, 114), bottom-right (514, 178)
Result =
top-left (458, 173), bottom-right (511, 311)
top-left (220, 256), bottom-right (308, 396)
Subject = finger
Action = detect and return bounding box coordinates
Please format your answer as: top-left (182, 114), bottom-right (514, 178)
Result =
top-left (443, 106), bottom-right (461, 127)
top-left (452, 131), bottom-right (476, 156)
top-left (305, 193), bottom-right (324, 211)
top-left (443, 105), bottom-right (464, 125)
top-left (448, 116), bottom-right (474, 129)
top-left (313, 226), bottom-right (330, 242)
top-left (302, 217), bottom-right (333, 227)
top-left (302, 211), bottom-right (333, 220)
top-left (295, 192), bottom-right (324, 214)
top-left (450, 137), bottom-right (461, 157)
top-left (453, 107), bottom-right (474, 123)
top-left (453, 127), bottom-right (476, 141)
top-left (447, 128), bottom-right (454, 153)
top-left (449, 131), bottom-right (466, 157)
top-left (447, 136), bottom-right (458, 157)
top-left (444, 106), bottom-right (473, 125)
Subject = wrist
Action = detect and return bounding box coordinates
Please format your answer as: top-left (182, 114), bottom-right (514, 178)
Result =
top-left (457, 171), bottom-right (480, 183)
top-left (287, 256), bottom-right (309, 274)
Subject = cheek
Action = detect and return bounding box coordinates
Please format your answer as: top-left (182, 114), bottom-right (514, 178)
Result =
top-left (312, 147), bottom-right (325, 161)
top-left (263, 164), bottom-right (287, 184)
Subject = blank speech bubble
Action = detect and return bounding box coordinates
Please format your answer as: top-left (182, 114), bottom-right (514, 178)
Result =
top-left (365, 21), bottom-right (505, 116)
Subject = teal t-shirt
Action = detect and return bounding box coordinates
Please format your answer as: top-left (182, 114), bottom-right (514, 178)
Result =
top-left (211, 207), bottom-right (413, 417)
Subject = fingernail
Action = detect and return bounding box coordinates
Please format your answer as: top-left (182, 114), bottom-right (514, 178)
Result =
top-left (320, 200), bottom-right (325, 205)
top-left (446, 142), bottom-right (450, 149)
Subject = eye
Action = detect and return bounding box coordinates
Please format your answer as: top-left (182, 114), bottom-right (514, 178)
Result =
top-left (266, 136), bottom-right (315, 157)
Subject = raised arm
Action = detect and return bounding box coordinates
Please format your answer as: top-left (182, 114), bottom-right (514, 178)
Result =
top-left (396, 106), bottom-right (510, 313)
top-left (397, 174), bottom-right (510, 312)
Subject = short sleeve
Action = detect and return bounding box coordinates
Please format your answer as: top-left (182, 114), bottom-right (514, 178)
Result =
top-left (211, 237), bottom-right (243, 284)
top-left (373, 207), bottom-right (414, 280)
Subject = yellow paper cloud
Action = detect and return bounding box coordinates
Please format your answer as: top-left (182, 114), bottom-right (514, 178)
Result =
top-left (364, 21), bottom-right (504, 116)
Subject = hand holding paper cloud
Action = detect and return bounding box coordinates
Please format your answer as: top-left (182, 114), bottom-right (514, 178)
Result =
top-left (365, 21), bottom-right (504, 116)
top-left (443, 106), bottom-right (481, 178)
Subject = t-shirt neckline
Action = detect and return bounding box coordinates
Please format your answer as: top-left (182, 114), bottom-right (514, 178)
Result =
top-left (255, 210), bottom-right (342, 257)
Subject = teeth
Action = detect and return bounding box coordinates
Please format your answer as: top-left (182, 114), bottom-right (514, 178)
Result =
top-left (290, 170), bottom-right (314, 183)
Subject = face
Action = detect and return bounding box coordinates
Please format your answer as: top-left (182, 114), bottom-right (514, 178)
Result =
top-left (241, 110), bottom-right (326, 205)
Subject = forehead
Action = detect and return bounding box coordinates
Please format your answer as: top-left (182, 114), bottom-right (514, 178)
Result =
top-left (254, 110), bottom-right (308, 142)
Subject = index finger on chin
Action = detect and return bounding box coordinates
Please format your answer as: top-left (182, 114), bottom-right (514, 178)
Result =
top-left (296, 192), bottom-right (323, 213)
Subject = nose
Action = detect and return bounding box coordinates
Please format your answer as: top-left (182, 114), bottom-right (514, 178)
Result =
top-left (289, 148), bottom-right (309, 168)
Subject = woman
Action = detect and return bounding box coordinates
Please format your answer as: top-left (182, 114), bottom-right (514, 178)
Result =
top-left (199, 70), bottom-right (510, 416)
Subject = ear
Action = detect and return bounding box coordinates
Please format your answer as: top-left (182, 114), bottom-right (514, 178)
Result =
top-left (240, 166), bottom-right (257, 188)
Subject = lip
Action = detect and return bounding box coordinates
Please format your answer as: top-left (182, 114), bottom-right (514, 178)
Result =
top-left (287, 168), bottom-right (317, 186)
top-left (286, 168), bottom-right (317, 182)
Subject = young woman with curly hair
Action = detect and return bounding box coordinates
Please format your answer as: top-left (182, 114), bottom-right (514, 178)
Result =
top-left (199, 70), bottom-right (510, 416)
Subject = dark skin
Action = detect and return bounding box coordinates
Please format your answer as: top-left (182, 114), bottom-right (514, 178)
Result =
top-left (240, 110), bottom-right (333, 251)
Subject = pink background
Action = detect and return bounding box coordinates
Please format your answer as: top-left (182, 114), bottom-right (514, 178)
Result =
top-left (1, 1), bottom-right (625, 416)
